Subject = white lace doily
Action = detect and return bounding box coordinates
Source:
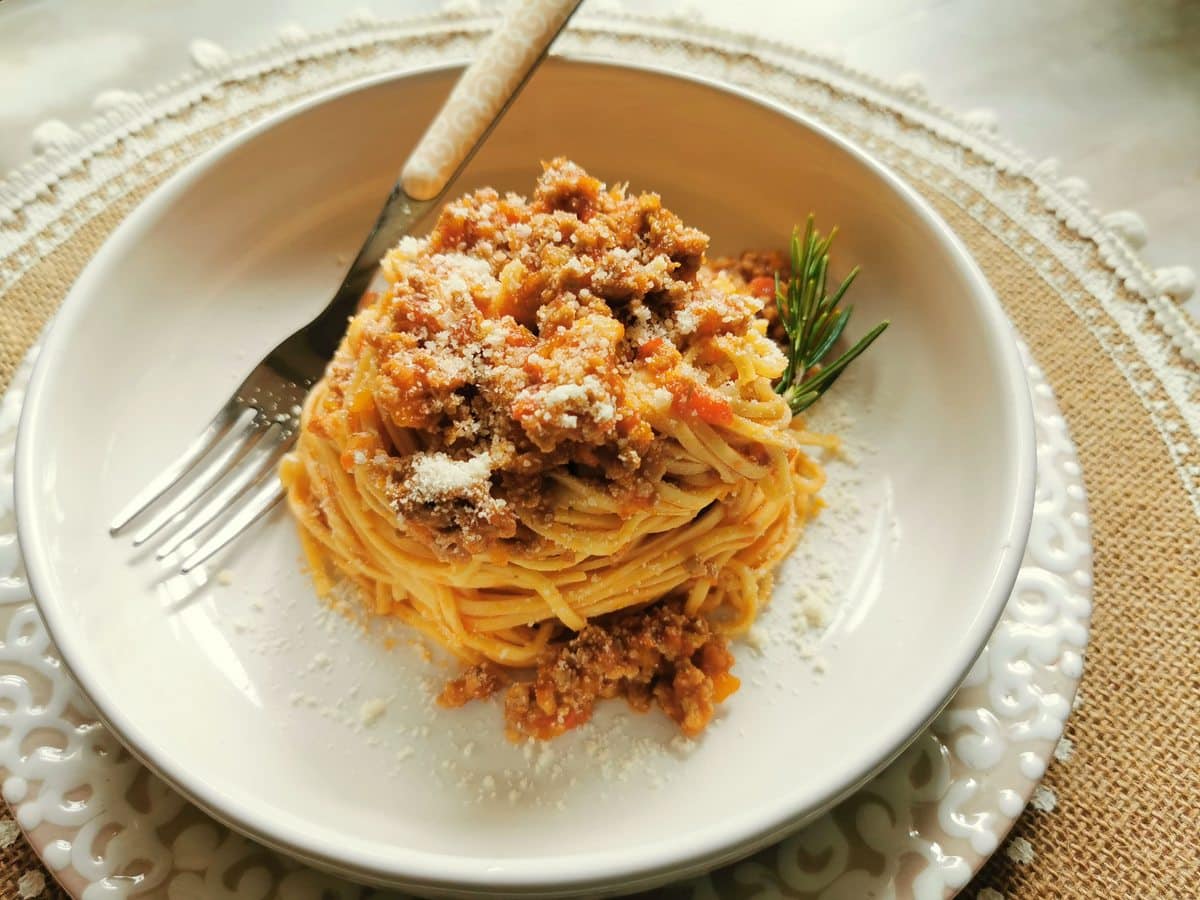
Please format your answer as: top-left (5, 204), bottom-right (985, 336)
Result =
top-left (0, 11), bottom-right (1098, 899)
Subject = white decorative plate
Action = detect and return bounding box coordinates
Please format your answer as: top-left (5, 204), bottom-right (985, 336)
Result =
top-left (0, 13), bottom-right (1091, 900)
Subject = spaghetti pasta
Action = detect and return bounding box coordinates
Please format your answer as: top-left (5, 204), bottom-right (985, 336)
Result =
top-left (280, 159), bottom-right (827, 737)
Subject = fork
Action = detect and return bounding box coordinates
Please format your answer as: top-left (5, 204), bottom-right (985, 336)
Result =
top-left (109, 0), bottom-right (584, 574)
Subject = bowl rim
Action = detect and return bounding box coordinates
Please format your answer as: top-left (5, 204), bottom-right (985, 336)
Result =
top-left (15, 54), bottom-right (1036, 895)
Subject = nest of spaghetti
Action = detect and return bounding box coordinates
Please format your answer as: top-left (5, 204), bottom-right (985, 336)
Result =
top-left (280, 159), bottom-right (829, 740)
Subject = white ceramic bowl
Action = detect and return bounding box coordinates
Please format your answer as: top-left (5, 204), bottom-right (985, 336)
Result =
top-left (15, 59), bottom-right (1034, 896)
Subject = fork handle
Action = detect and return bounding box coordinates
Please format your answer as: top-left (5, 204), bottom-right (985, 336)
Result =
top-left (304, 0), bottom-right (583, 359)
top-left (399, 0), bottom-right (584, 201)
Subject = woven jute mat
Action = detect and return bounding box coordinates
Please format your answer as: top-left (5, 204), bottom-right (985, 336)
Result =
top-left (0, 13), bottom-right (1196, 900)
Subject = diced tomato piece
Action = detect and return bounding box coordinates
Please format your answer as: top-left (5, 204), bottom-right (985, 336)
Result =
top-left (637, 337), bottom-right (666, 360)
top-left (711, 672), bottom-right (741, 702)
top-left (748, 275), bottom-right (776, 300)
top-left (671, 382), bottom-right (734, 426)
top-left (636, 337), bottom-right (682, 375)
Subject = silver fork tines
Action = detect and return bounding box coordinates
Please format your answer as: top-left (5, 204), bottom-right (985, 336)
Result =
top-left (110, 342), bottom-right (320, 578)
top-left (180, 474), bottom-right (292, 573)
top-left (154, 424), bottom-right (290, 560)
top-left (108, 404), bottom-right (242, 535)
top-left (128, 405), bottom-right (259, 546)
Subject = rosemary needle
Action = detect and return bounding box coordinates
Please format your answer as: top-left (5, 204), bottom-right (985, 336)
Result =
top-left (774, 216), bottom-right (889, 414)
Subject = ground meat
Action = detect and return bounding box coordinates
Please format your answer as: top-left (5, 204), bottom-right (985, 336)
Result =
top-left (436, 601), bottom-right (740, 740)
top-left (438, 661), bottom-right (509, 708)
top-left (710, 249), bottom-right (789, 284)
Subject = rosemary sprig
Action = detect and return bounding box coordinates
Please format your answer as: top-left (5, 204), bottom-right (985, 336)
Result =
top-left (774, 216), bottom-right (889, 413)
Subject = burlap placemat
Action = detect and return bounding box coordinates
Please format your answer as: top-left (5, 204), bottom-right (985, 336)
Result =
top-left (0, 13), bottom-right (1196, 900)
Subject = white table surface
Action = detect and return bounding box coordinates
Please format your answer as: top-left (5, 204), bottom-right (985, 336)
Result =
top-left (2, 0), bottom-right (1197, 316)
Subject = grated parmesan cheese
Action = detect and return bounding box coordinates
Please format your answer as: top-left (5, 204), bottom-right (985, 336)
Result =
top-left (359, 698), bottom-right (388, 726)
top-left (405, 452), bottom-right (492, 502)
top-left (395, 236), bottom-right (426, 257)
top-left (543, 383), bottom-right (590, 406)
top-left (442, 272), bottom-right (469, 297)
top-left (675, 308), bottom-right (699, 334)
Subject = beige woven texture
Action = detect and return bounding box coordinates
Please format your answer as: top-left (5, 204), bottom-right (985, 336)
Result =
top-left (0, 66), bottom-right (1197, 900)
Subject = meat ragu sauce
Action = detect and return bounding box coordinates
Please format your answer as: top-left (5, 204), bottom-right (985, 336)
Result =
top-left (314, 158), bottom-right (787, 561)
top-left (319, 159), bottom-right (799, 740)
top-left (439, 599), bottom-right (739, 741)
